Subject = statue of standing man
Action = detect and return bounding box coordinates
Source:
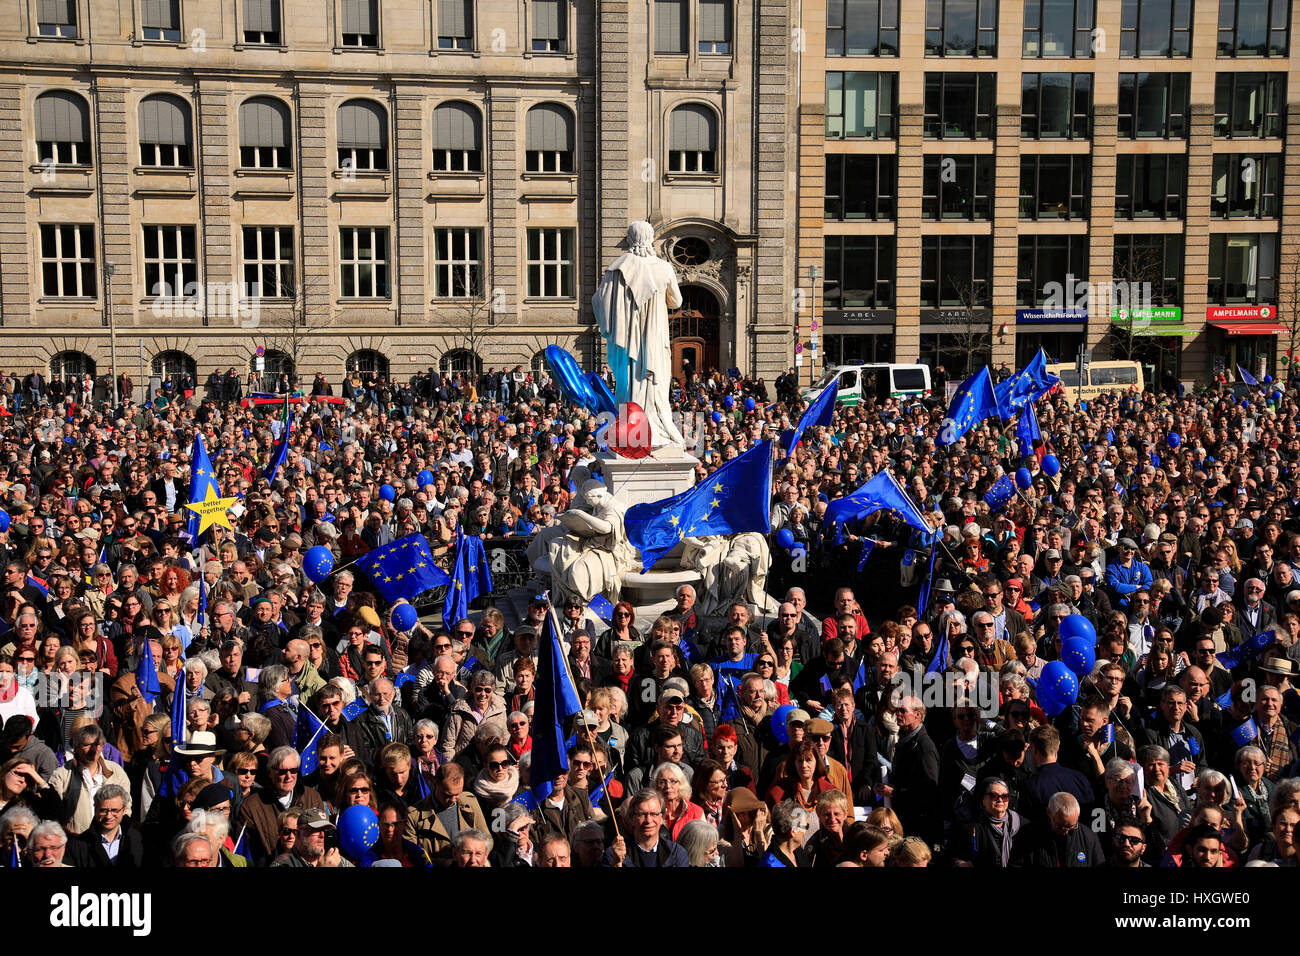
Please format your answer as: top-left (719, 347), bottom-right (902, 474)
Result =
top-left (593, 221), bottom-right (687, 449)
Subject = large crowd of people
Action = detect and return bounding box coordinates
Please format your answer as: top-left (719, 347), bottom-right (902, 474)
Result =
top-left (0, 357), bottom-right (1297, 871)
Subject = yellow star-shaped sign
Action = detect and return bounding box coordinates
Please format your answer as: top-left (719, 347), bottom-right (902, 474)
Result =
top-left (184, 485), bottom-right (238, 537)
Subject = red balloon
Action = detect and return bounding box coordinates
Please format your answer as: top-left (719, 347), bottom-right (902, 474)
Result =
top-left (608, 402), bottom-right (653, 459)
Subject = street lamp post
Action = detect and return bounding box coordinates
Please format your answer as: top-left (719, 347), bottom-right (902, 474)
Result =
top-left (104, 261), bottom-right (118, 407)
top-left (808, 264), bottom-right (821, 389)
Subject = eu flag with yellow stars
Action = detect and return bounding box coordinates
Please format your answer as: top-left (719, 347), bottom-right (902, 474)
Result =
top-left (354, 534), bottom-right (451, 605)
top-left (186, 433), bottom-right (220, 541)
top-left (625, 440), bottom-right (775, 572)
top-left (442, 527), bottom-right (494, 628)
top-left (937, 366), bottom-right (999, 447)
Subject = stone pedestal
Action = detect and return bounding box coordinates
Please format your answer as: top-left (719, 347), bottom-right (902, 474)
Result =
top-left (597, 446), bottom-right (699, 509)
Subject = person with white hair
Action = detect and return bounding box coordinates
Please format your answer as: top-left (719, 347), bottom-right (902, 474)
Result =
top-left (1022, 791), bottom-right (1106, 867)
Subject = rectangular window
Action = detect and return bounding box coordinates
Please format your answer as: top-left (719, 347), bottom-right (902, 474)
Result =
top-left (823, 236), bottom-right (895, 308)
top-left (1021, 73), bottom-right (1092, 138)
top-left (141, 0), bottom-right (181, 41)
top-left (921, 236), bottom-right (991, 308)
top-left (654, 0), bottom-right (687, 53)
top-left (1117, 72), bottom-right (1189, 138)
top-left (923, 72), bottom-right (995, 139)
top-left (825, 154), bottom-right (896, 220)
top-left (925, 0), bottom-right (998, 56)
top-left (1016, 234), bottom-right (1089, 306)
top-left (1114, 153), bottom-right (1186, 218)
top-left (434, 228), bottom-right (483, 297)
top-left (921, 154), bottom-right (993, 220)
top-left (1019, 154), bottom-right (1089, 219)
top-left (1211, 154), bottom-right (1281, 218)
top-left (38, 0), bottom-right (78, 37)
top-left (1218, 0), bottom-right (1289, 56)
top-left (143, 225), bottom-right (198, 299)
top-left (242, 0), bottom-right (281, 43)
top-left (1114, 234), bottom-right (1184, 303)
top-left (1121, 0), bottom-right (1192, 55)
top-left (339, 226), bottom-right (390, 299)
top-left (827, 0), bottom-right (899, 56)
top-left (1214, 72), bottom-right (1285, 137)
top-left (1208, 233), bottom-right (1277, 302)
top-left (1023, 0), bottom-right (1096, 57)
top-left (826, 72), bottom-right (897, 139)
top-left (438, 0), bottom-right (472, 49)
top-left (341, 0), bottom-right (379, 47)
top-left (699, 0), bottom-right (731, 53)
top-left (526, 228), bottom-right (576, 298)
top-left (40, 224), bottom-right (96, 298)
top-left (531, 0), bottom-right (565, 52)
top-left (241, 226), bottom-right (294, 299)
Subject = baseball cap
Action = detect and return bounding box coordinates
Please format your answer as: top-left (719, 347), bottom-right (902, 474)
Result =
top-left (298, 807), bottom-right (333, 830)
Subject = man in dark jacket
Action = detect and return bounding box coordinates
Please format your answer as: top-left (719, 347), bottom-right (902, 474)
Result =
top-left (1024, 725), bottom-right (1096, 819)
top-left (938, 704), bottom-right (997, 820)
top-left (1021, 792), bottom-right (1106, 867)
top-left (1139, 685), bottom-right (1207, 791)
top-left (355, 678), bottom-right (413, 757)
top-left (64, 784), bottom-right (145, 868)
top-left (602, 791), bottom-right (689, 867)
top-left (316, 684), bottom-right (370, 764)
top-left (879, 696), bottom-right (939, 842)
top-left (830, 688), bottom-right (879, 805)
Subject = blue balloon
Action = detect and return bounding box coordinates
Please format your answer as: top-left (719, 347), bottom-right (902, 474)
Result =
top-left (379, 484), bottom-right (396, 502)
top-left (1272, 391), bottom-right (1283, 403)
top-left (1079, 401), bottom-right (1088, 411)
top-left (712, 411), bottom-right (723, 423)
top-left (391, 603), bottom-right (419, 632)
top-left (1060, 635), bottom-right (1097, 678)
top-left (338, 805), bottom-right (380, 860)
top-left (544, 345), bottom-right (602, 413)
top-left (1058, 613), bottom-right (1097, 647)
top-left (1167, 432), bottom-right (1181, 449)
top-left (1038, 661), bottom-right (1079, 717)
top-left (771, 704), bottom-right (796, 744)
top-left (1041, 454), bottom-right (1060, 477)
top-left (1264, 374), bottom-right (1274, 384)
top-left (776, 527), bottom-right (796, 551)
top-left (586, 372), bottom-right (617, 416)
top-left (1242, 399), bottom-right (1252, 408)
top-left (304, 546), bottom-right (335, 583)
top-left (1015, 467), bottom-right (1032, 490)
top-left (417, 469), bottom-right (435, 487)
top-left (723, 395), bottom-right (734, 409)
top-left (744, 397), bottom-right (756, 412)
top-left (0, 510), bottom-right (9, 533)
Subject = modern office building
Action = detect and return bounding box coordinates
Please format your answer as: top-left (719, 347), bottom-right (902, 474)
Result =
top-left (796, 0), bottom-right (1300, 390)
top-left (0, 0), bottom-right (797, 388)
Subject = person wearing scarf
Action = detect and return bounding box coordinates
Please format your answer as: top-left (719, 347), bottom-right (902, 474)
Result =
top-left (470, 744), bottom-right (520, 819)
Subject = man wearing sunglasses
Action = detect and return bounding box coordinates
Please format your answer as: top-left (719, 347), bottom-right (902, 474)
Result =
top-left (236, 746), bottom-right (325, 866)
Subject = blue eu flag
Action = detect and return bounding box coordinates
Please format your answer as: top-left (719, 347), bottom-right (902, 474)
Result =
top-left (1237, 364), bottom-right (1259, 387)
top-left (531, 612), bottom-right (582, 797)
top-left (1217, 630), bottom-right (1276, 671)
top-left (938, 367), bottom-right (1000, 446)
top-left (1231, 718), bottom-right (1259, 748)
top-left (262, 405), bottom-right (293, 484)
top-left (170, 678), bottom-right (187, 745)
top-left (135, 637), bottom-right (162, 705)
top-left (825, 469), bottom-right (936, 539)
top-left (295, 704), bottom-right (329, 776)
top-left (588, 593), bottom-right (615, 623)
top-left (186, 433), bottom-right (220, 542)
top-left (355, 534), bottom-right (451, 605)
top-left (781, 380), bottom-right (838, 454)
top-left (625, 441), bottom-right (775, 571)
top-left (994, 348), bottom-right (1060, 418)
top-left (1015, 402), bottom-right (1042, 452)
top-left (441, 528), bottom-right (494, 628)
top-left (983, 475), bottom-right (1016, 511)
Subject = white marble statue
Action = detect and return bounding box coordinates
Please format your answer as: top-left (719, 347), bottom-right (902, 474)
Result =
top-left (681, 531), bottom-right (779, 618)
top-left (548, 480), bottom-right (639, 607)
top-left (592, 220), bottom-right (687, 448)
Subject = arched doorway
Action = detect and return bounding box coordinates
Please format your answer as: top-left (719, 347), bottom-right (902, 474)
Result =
top-left (670, 285), bottom-right (720, 381)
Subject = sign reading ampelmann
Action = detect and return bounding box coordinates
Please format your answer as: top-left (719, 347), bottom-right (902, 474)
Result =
top-left (49, 888), bottom-right (152, 936)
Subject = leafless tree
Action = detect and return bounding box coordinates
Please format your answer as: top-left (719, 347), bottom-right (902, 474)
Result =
top-left (1279, 238), bottom-right (1300, 364)
top-left (1107, 242), bottom-right (1163, 361)
top-left (939, 279), bottom-right (992, 376)
top-left (254, 274), bottom-right (336, 378)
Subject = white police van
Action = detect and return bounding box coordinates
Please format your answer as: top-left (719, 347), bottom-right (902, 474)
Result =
top-left (802, 363), bottom-right (932, 406)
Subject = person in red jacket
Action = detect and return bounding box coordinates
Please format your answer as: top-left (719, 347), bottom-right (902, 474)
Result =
top-left (821, 588), bottom-right (870, 642)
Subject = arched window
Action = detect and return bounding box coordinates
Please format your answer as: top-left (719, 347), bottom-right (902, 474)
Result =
top-left (152, 349), bottom-right (196, 385)
top-left (35, 90), bottom-right (90, 166)
top-left (525, 103), bottom-right (574, 173)
top-left (346, 349), bottom-right (389, 376)
top-left (337, 99), bottom-right (388, 171)
top-left (252, 349), bottom-right (295, 384)
top-left (432, 101), bottom-right (482, 172)
top-left (669, 104), bottom-right (717, 173)
top-left (49, 351), bottom-right (96, 383)
top-left (138, 94), bottom-right (193, 167)
top-left (239, 97), bottom-right (292, 169)
top-left (440, 348), bottom-right (481, 375)
top-left (530, 349), bottom-right (549, 376)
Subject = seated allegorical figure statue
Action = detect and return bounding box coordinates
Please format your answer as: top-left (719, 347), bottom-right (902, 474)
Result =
top-left (548, 480), bottom-right (639, 608)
